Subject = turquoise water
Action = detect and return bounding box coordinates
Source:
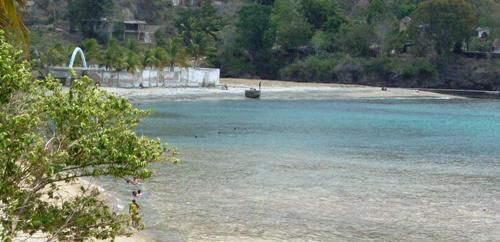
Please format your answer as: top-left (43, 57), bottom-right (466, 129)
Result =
top-left (99, 99), bottom-right (500, 241)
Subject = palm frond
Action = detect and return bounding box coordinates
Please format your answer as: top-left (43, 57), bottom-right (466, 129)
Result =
top-left (0, 0), bottom-right (29, 46)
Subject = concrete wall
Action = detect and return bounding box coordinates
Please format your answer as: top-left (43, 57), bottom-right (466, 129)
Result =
top-left (48, 67), bottom-right (220, 88)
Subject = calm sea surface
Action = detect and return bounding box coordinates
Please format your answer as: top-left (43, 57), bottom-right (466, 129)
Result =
top-left (98, 98), bottom-right (500, 241)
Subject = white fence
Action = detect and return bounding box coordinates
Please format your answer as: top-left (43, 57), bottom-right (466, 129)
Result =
top-left (48, 67), bottom-right (220, 88)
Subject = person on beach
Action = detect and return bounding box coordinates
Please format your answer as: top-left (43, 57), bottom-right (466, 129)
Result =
top-left (129, 199), bottom-right (141, 228)
top-left (259, 81), bottom-right (262, 90)
top-left (127, 176), bottom-right (139, 185)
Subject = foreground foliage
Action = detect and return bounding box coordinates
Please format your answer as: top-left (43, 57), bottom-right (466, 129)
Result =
top-left (0, 32), bottom-right (172, 241)
top-left (0, 0), bottom-right (28, 45)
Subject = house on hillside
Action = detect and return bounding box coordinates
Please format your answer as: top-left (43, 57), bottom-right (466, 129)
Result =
top-left (123, 20), bottom-right (159, 44)
top-left (476, 27), bottom-right (490, 39)
top-left (493, 39), bottom-right (500, 53)
top-left (79, 19), bottom-right (159, 44)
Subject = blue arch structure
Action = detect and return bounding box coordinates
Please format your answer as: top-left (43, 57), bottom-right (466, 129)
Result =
top-left (65, 47), bottom-right (89, 86)
top-left (68, 47), bottom-right (88, 69)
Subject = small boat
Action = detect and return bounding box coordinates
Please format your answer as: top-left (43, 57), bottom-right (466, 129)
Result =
top-left (245, 88), bottom-right (261, 98)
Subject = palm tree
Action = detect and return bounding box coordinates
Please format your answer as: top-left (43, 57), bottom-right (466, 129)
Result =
top-left (104, 40), bottom-right (127, 86)
top-left (0, 0), bottom-right (28, 45)
top-left (154, 47), bottom-right (168, 87)
top-left (82, 38), bottom-right (102, 67)
top-left (143, 49), bottom-right (158, 69)
top-left (187, 32), bottom-right (213, 69)
top-left (125, 50), bottom-right (142, 87)
top-left (164, 38), bottom-right (190, 71)
top-left (143, 49), bottom-right (158, 86)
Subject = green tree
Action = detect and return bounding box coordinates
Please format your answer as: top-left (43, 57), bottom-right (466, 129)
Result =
top-left (125, 38), bottom-right (142, 54)
top-left (44, 45), bottom-right (65, 67)
top-left (164, 38), bottom-right (190, 71)
top-left (411, 0), bottom-right (477, 55)
top-left (175, 2), bottom-right (224, 46)
top-left (42, 43), bottom-right (74, 67)
top-left (143, 49), bottom-right (158, 70)
top-left (237, 5), bottom-right (273, 55)
top-left (188, 32), bottom-right (213, 68)
top-left (82, 38), bottom-right (102, 66)
top-left (233, 4), bottom-right (274, 75)
top-left (0, 31), bottom-right (174, 241)
top-left (67, 0), bottom-right (113, 39)
top-left (271, 0), bottom-right (313, 50)
top-left (0, 0), bottom-right (28, 45)
top-left (124, 39), bottom-right (143, 73)
top-left (334, 24), bottom-right (375, 57)
top-left (125, 50), bottom-right (142, 73)
top-left (103, 39), bottom-right (125, 70)
top-left (103, 39), bottom-right (127, 86)
top-left (366, 0), bottom-right (387, 24)
top-left (301, 0), bottom-right (346, 32)
top-left (257, 0), bottom-right (275, 5)
top-left (154, 47), bottom-right (168, 71)
top-left (154, 47), bottom-right (169, 86)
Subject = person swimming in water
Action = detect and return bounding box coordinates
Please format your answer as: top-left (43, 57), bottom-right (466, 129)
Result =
top-left (126, 176), bottom-right (139, 185)
top-left (132, 190), bottom-right (143, 198)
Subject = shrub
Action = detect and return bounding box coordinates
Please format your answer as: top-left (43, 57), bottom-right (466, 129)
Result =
top-left (364, 57), bottom-right (436, 79)
top-left (468, 37), bottom-right (493, 52)
top-left (279, 55), bottom-right (337, 82)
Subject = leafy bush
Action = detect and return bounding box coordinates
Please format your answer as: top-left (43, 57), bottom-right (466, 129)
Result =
top-left (279, 55), bottom-right (337, 82)
top-left (469, 37), bottom-right (493, 52)
top-left (364, 57), bottom-right (436, 78)
top-left (0, 31), bottom-right (174, 241)
top-left (364, 57), bottom-right (396, 74)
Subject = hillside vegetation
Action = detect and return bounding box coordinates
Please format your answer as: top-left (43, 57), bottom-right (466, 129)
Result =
top-left (26, 0), bottom-right (500, 90)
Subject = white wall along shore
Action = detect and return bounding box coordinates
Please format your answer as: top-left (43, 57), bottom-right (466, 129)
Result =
top-left (48, 47), bottom-right (220, 88)
top-left (48, 66), bottom-right (220, 88)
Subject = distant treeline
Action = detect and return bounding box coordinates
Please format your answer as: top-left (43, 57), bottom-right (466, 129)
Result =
top-left (28, 0), bottom-right (500, 89)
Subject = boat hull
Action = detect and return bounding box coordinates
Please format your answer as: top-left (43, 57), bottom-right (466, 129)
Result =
top-left (245, 89), bottom-right (261, 99)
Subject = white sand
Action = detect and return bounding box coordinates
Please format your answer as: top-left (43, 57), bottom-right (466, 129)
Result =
top-left (12, 179), bottom-right (151, 242)
top-left (101, 78), bottom-right (459, 101)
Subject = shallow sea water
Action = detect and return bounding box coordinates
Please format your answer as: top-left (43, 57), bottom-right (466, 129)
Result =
top-left (98, 98), bottom-right (500, 241)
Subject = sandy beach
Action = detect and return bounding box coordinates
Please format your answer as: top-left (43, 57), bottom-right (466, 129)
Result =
top-left (102, 78), bottom-right (459, 101)
top-left (12, 179), bottom-right (151, 242)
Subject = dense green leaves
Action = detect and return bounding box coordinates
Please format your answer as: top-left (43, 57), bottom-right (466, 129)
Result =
top-left (24, 0), bottom-right (500, 86)
top-left (0, 31), bottom-right (171, 240)
top-left (164, 38), bottom-right (190, 71)
top-left (68, 0), bottom-right (113, 39)
top-left (271, 0), bottom-right (313, 50)
top-left (410, 0), bottom-right (478, 55)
